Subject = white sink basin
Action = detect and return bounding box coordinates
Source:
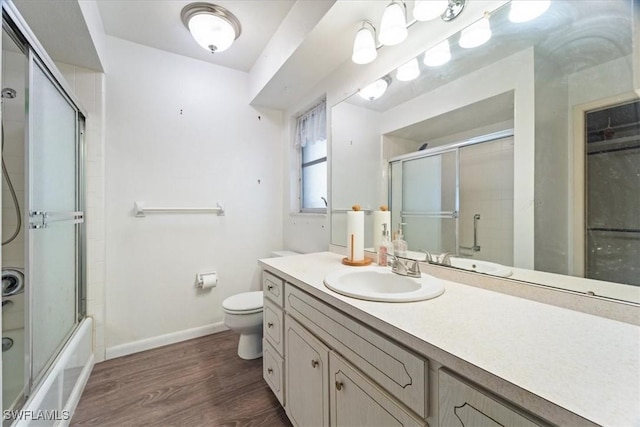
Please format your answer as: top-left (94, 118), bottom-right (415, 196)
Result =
top-left (323, 266), bottom-right (445, 302)
top-left (449, 257), bottom-right (512, 277)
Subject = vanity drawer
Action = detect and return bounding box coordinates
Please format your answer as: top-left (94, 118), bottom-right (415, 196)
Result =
top-left (264, 299), bottom-right (284, 355)
top-left (263, 339), bottom-right (285, 406)
top-left (285, 285), bottom-right (428, 418)
top-left (263, 271), bottom-right (284, 307)
top-left (439, 370), bottom-right (546, 427)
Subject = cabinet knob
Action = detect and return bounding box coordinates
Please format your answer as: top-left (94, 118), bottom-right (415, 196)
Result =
top-left (311, 360), bottom-right (319, 368)
top-left (267, 322), bottom-right (274, 328)
top-left (267, 368), bottom-right (273, 374)
top-left (335, 381), bottom-right (343, 391)
top-left (267, 285), bottom-right (274, 290)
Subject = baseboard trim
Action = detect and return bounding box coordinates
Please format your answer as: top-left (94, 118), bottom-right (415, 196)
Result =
top-left (106, 322), bottom-right (228, 360)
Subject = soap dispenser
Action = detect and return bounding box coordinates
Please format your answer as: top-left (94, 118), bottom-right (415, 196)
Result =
top-left (393, 223), bottom-right (408, 257)
top-left (377, 224), bottom-right (392, 266)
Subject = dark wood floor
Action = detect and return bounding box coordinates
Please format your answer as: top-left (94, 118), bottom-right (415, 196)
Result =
top-left (72, 331), bottom-right (291, 427)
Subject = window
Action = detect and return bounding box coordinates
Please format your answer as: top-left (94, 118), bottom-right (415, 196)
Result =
top-left (295, 100), bottom-right (327, 213)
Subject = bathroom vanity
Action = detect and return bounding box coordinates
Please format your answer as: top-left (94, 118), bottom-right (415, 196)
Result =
top-left (260, 252), bottom-right (639, 427)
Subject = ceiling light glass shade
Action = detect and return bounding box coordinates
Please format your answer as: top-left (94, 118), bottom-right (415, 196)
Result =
top-left (188, 14), bottom-right (236, 52)
top-left (352, 25), bottom-right (377, 64)
top-left (459, 15), bottom-right (492, 49)
top-left (413, 0), bottom-right (448, 21)
top-left (396, 58), bottom-right (420, 81)
top-left (379, 2), bottom-right (408, 46)
top-left (181, 3), bottom-right (242, 54)
top-left (423, 39), bottom-right (451, 66)
top-left (359, 77), bottom-right (390, 101)
top-left (508, 0), bottom-right (551, 23)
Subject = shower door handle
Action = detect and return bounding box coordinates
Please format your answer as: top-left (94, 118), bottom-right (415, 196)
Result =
top-left (29, 211), bottom-right (84, 229)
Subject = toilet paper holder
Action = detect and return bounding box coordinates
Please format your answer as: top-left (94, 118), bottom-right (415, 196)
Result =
top-left (196, 272), bottom-right (218, 289)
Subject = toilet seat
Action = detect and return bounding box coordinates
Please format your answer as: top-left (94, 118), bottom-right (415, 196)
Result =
top-left (223, 291), bottom-right (263, 314)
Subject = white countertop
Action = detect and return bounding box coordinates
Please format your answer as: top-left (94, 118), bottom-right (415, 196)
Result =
top-left (259, 252), bottom-right (640, 427)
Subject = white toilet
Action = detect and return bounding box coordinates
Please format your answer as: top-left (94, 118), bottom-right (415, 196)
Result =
top-left (222, 291), bottom-right (264, 360)
top-left (222, 250), bottom-right (300, 360)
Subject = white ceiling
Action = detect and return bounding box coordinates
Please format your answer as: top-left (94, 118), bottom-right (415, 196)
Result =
top-left (12, 0), bottom-right (362, 109)
top-left (95, 0), bottom-right (296, 72)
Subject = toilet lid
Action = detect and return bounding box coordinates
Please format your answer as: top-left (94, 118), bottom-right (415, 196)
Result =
top-left (223, 291), bottom-right (263, 312)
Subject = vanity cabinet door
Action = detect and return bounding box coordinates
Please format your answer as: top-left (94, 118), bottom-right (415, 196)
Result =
top-left (285, 316), bottom-right (329, 427)
top-left (439, 370), bottom-right (545, 427)
top-left (330, 353), bottom-right (425, 427)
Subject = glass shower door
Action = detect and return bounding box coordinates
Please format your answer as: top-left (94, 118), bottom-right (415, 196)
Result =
top-left (394, 150), bottom-right (458, 254)
top-left (27, 53), bottom-right (83, 386)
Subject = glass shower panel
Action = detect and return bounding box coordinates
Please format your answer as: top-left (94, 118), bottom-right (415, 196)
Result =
top-left (402, 151), bottom-right (457, 213)
top-left (28, 57), bottom-right (79, 384)
top-left (399, 151), bottom-right (458, 252)
top-left (403, 217), bottom-right (457, 254)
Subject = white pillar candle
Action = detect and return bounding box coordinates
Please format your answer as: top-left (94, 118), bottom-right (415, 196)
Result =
top-left (372, 210), bottom-right (391, 252)
top-left (347, 211), bottom-right (365, 262)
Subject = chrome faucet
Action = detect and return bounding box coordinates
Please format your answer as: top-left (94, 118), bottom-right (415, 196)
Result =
top-left (438, 252), bottom-right (453, 266)
top-left (417, 249), bottom-right (433, 263)
top-left (388, 254), bottom-right (421, 278)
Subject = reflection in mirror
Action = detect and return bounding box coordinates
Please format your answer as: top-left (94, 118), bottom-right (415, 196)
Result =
top-left (330, 0), bottom-right (639, 304)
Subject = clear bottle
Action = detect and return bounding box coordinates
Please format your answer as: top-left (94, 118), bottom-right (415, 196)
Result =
top-left (377, 224), bottom-right (392, 266)
top-left (393, 222), bottom-right (408, 257)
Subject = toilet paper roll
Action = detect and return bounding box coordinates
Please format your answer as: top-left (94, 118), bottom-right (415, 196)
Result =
top-left (347, 211), bottom-right (364, 262)
top-left (197, 272), bottom-right (217, 289)
top-left (372, 210), bottom-right (391, 253)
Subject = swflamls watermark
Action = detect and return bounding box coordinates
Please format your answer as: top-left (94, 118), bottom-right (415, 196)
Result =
top-left (3, 410), bottom-right (71, 421)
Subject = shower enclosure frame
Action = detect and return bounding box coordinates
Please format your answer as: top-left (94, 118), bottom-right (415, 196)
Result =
top-left (388, 129), bottom-right (514, 257)
top-left (2, 0), bottom-right (87, 413)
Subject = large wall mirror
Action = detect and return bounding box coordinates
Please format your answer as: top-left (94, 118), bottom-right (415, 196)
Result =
top-left (330, 0), bottom-right (639, 304)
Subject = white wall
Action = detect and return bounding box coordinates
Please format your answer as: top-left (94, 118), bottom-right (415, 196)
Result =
top-left (330, 101), bottom-right (381, 248)
top-left (104, 36), bottom-right (283, 356)
top-left (534, 52), bottom-right (569, 274)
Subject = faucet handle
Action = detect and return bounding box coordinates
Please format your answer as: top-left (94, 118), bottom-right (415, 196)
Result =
top-left (406, 259), bottom-right (421, 278)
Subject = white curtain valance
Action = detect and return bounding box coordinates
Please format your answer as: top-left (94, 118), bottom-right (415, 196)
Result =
top-left (295, 100), bottom-right (326, 148)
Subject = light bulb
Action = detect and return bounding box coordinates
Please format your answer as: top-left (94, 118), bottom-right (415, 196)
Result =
top-left (379, 2), bottom-right (408, 46)
top-left (188, 13), bottom-right (236, 53)
top-left (396, 58), bottom-right (420, 81)
top-left (413, 0), bottom-right (448, 21)
top-left (459, 15), bottom-right (491, 49)
top-left (423, 39), bottom-right (451, 66)
top-left (359, 78), bottom-right (390, 101)
top-left (352, 24), bottom-right (377, 64)
top-left (509, 0), bottom-right (551, 23)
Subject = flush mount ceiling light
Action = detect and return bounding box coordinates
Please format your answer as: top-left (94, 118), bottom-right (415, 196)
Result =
top-left (379, 1), bottom-right (408, 46)
top-left (181, 2), bottom-right (241, 53)
top-left (459, 12), bottom-right (492, 49)
top-left (423, 39), bottom-right (451, 66)
top-left (359, 76), bottom-right (391, 101)
top-left (508, 0), bottom-right (551, 23)
top-left (396, 58), bottom-right (420, 81)
top-left (352, 21), bottom-right (377, 65)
